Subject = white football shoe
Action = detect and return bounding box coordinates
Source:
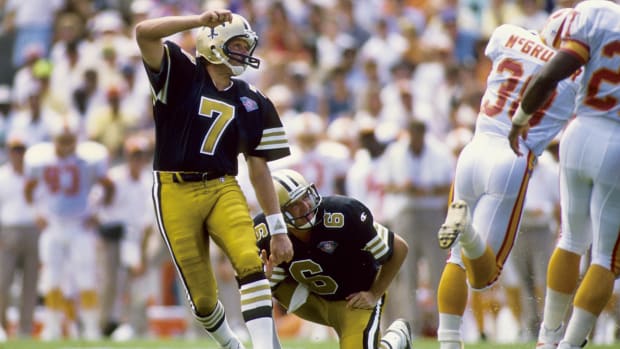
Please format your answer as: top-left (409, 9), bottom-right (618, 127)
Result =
top-left (385, 318), bottom-right (412, 349)
top-left (536, 323), bottom-right (564, 349)
top-left (438, 200), bottom-right (471, 249)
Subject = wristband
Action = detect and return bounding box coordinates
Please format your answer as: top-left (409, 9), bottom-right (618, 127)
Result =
top-left (512, 105), bottom-right (532, 126)
top-left (266, 213), bottom-right (287, 235)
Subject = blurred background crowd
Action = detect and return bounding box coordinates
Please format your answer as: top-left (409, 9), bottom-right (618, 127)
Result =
top-left (0, 0), bottom-right (617, 345)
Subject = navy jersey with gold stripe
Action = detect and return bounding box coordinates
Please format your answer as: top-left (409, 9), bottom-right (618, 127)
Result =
top-left (144, 41), bottom-right (290, 172)
top-left (254, 196), bottom-right (395, 301)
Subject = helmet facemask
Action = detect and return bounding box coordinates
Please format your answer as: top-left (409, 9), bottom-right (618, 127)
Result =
top-left (281, 183), bottom-right (322, 230)
top-left (195, 14), bottom-right (261, 76)
top-left (224, 37), bottom-right (259, 68)
top-left (273, 169), bottom-right (323, 230)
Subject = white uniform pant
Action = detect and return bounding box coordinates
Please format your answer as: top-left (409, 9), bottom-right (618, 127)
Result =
top-left (557, 116), bottom-right (620, 273)
top-left (38, 218), bottom-right (98, 295)
top-left (447, 132), bottom-right (534, 278)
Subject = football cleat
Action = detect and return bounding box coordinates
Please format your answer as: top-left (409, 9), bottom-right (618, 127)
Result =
top-left (536, 323), bottom-right (564, 349)
top-left (438, 200), bottom-right (470, 249)
top-left (222, 338), bottom-right (246, 349)
top-left (557, 339), bottom-right (587, 349)
top-left (385, 318), bottom-right (412, 349)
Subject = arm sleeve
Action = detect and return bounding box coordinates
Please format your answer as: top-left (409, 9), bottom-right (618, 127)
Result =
top-left (246, 95), bottom-right (291, 161)
top-left (144, 41), bottom-right (196, 106)
top-left (560, 8), bottom-right (591, 64)
top-left (346, 199), bottom-right (394, 265)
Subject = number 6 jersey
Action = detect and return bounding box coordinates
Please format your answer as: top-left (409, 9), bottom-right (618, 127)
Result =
top-left (254, 196), bottom-right (395, 301)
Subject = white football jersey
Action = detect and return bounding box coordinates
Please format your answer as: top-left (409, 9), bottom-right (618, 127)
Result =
top-left (24, 141), bottom-right (108, 219)
top-left (561, 0), bottom-right (620, 122)
top-left (477, 24), bottom-right (581, 156)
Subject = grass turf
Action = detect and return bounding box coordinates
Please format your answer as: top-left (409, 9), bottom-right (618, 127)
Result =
top-left (0, 339), bottom-right (618, 349)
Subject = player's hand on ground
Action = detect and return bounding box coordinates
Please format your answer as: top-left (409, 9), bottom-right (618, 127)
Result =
top-left (198, 9), bottom-right (232, 27)
top-left (260, 249), bottom-right (274, 278)
top-left (508, 123), bottom-right (530, 156)
top-left (345, 291), bottom-right (379, 310)
top-left (269, 234), bottom-right (294, 265)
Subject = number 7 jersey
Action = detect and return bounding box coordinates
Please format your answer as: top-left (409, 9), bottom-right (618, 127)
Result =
top-left (478, 24), bottom-right (581, 156)
top-left (144, 41), bottom-right (290, 173)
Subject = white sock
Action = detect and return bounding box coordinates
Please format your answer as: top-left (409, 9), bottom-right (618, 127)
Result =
top-left (245, 317), bottom-right (280, 349)
top-left (42, 309), bottom-right (63, 339)
top-left (438, 313), bottom-right (463, 349)
top-left (543, 288), bottom-right (573, 330)
top-left (563, 307), bottom-right (596, 347)
top-left (195, 301), bottom-right (241, 347)
top-left (80, 309), bottom-right (101, 339)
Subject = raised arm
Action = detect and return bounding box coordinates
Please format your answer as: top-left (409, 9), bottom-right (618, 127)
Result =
top-left (134, 9), bottom-right (232, 71)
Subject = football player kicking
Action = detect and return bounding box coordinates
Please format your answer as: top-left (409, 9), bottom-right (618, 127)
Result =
top-left (254, 169), bottom-right (412, 349)
top-left (136, 8), bottom-right (292, 349)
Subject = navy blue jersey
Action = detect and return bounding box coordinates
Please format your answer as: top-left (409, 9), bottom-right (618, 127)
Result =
top-left (144, 41), bottom-right (290, 172)
top-left (254, 195), bottom-right (395, 301)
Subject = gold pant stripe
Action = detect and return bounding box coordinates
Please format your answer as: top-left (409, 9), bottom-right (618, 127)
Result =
top-left (151, 172), bottom-right (263, 316)
top-left (273, 278), bottom-right (384, 349)
top-left (495, 151), bottom-right (535, 269)
top-left (152, 172), bottom-right (195, 311)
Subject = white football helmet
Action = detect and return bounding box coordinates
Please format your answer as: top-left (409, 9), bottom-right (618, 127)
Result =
top-left (195, 14), bottom-right (260, 76)
top-left (540, 8), bottom-right (574, 49)
top-left (272, 169), bottom-right (322, 230)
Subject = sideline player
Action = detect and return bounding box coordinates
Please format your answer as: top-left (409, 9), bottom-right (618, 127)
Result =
top-left (509, 2), bottom-right (620, 348)
top-left (24, 121), bottom-right (114, 340)
top-left (135, 9), bottom-right (292, 349)
top-left (435, 10), bottom-right (581, 349)
top-left (255, 169), bottom-right (412, 349)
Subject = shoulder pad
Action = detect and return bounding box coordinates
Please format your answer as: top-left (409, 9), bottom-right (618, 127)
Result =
top-left (24, 142), bottom-right (55, 167)
top-left (77, 141), bottom-right (109, 163)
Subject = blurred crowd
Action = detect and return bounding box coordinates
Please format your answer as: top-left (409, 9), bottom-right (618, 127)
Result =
top-left (0, 0), bottom-right (618, 345)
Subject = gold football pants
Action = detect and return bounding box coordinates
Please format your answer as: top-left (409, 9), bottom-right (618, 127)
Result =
top-left (152, 173), bottom-right (264, 316)
top-left (274, 278), bottom-right (386, 349)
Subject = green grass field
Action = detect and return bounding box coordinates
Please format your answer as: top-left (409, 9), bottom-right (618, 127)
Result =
top-left (0, 339), bottom-right (617, 349)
